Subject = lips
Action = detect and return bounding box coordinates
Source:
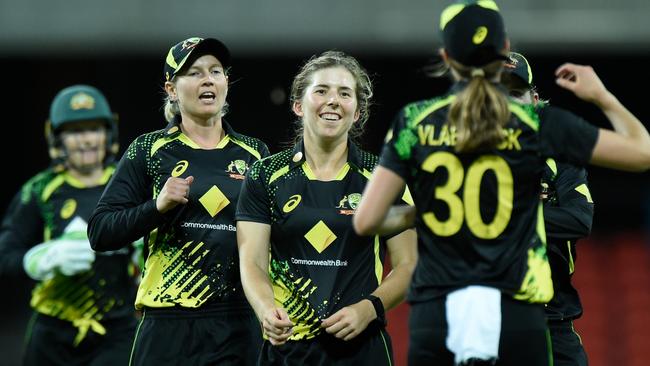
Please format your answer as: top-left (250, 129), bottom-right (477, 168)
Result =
top-left (199, 91), bottom-right (216, 101)
top-left (319, 112), bottom-right (342, 121)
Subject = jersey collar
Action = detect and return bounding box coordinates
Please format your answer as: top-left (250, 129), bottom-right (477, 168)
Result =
top-left (162, 116), bottom-right (242, 141)
top-left (288, 138), bottom-right (363, 171)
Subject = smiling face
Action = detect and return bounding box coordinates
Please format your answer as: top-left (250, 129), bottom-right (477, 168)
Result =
top-left (59, 120), bottom-right (107, 174)
top-left (293, 66), bottom-right (360, 143)
top-left (165, 54), bottom-right (228, 123)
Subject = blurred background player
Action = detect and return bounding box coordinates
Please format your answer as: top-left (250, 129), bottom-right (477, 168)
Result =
top-left (0, 84), bottom-right (138, 365)
top-left (503, 51), bottom-right (592, 366)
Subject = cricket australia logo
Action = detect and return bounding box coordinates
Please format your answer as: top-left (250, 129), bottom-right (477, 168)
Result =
top-left (181, 37), bottom-right (202, 50)
top-left (335, 192), bottom-right (361, 215)
top-left (70, 92), bottom-right (95, 110)
top-left (226, 160), bottom-right (248, 180)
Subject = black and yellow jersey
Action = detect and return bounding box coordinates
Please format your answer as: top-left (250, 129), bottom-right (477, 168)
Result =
top-left (236, 140), bottom-right (411, 341)
top-left (541, 158), bottom-right (593, 320)
top-left (0, 166), bottom-right (135, 339)
top-left (88, 120), bottom-right (269, 311)
top-left (379, 86), bottom-right (598, 304)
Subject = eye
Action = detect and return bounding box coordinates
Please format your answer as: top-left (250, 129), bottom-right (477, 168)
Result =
top-left (211, 69), bottom-right (222, 75)
top-left (314, 89), bottom-right (326, 95)
top-left (340, 91), bottom-right (352, 98)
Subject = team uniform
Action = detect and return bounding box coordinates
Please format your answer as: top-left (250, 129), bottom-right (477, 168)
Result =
top-left (542, 158), bottom-right (593, 366)
top-left (379, 85), bottom-right (599, 365)
top-left (88, 120), bottom-right (268, 366)
top-left (236, 140), bottom-right (408, 365)
top-left (0, 166), bottom-right (137, 366)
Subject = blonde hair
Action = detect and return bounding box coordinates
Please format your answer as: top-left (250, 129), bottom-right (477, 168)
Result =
top-left (163, 96), bottom-right (180, 123)
top-left (448, 59), bottom-right (510, 153)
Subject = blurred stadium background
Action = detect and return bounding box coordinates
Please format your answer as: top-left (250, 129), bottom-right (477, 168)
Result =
top-left (1, 0), bottom-right (649, 365)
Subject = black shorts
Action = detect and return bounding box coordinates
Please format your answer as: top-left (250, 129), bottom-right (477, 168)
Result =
top-left (548, 319), bottom-right (588, 366)
top-left (23, 312), bottom-right (137, 366)
top-left (408, 293), bottom-right (551, 366)
top-left (258, 323), bottom-right (392, 366)
top-left (130, 306), bottom-right (262, 366)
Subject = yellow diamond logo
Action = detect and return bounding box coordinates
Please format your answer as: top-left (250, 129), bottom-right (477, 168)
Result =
top-left (199, 185), bottom-right (230, 217)
top-left (304, 220), bottom-right (337, 253)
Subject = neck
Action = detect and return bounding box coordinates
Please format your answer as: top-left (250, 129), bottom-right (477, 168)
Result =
top-left (303, 133), bottom-right (348, 181)
top-left (66, 166), bottom-right (105, 187)
top-left (179, 115), bottom-right (225, 148)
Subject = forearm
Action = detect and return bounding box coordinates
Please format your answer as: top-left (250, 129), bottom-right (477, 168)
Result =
top-left (598, 92), bottom-right (650, 143)
top-left (374, 205), bottom-right (416, 236)
top-left (88, 199), bottom-right (166, 251)
top-left (241, 261), bottom-right (276, 321)
top-left (373, 229), bottom-right (417, 311)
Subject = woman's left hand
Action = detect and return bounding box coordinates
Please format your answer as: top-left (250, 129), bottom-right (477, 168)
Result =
top-left (320, 299), bottom-right (375, 341)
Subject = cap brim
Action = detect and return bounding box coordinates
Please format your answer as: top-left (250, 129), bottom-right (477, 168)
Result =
top-left (177, 38), bottom-right (231, 75)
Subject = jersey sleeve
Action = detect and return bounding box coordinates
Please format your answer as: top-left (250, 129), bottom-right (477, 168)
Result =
top-left (543, 163), bottom-right (594, 240)
top-left (538, 106), bottom-right (599, 166)
top-left (259, 141), bottom-right (271, 159)
top-left (235, 159), bottom-right (272, 224)
top-left (0, 185), bottom-right (46, 277)
top-left (88, 136), bottom-right (167, 252)
top-left (378, 108), bottom-right (416, 180)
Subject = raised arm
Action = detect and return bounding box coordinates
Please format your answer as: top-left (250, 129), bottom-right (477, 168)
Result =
top-left (555, 63), bottom-right (650, 171)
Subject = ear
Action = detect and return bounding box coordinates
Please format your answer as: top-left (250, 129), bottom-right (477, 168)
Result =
top-left (353, 109), bottom-right (360, 123)
top-left (533, 91), bottom-right (540, 106)
top-left (292, 101), bottom-right (304, 117)
top-left (503, 38), bottom-right (511, 53)
top-left (164, 81), bottom-right (176, 101)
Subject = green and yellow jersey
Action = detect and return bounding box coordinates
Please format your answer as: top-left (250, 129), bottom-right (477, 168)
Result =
top-left (379, 87), bottom-right (599, 304)
top-left (541, 159), bottom-right (593, 320)
top-left (0, 166), bottom-right (135, 344)
top-left (236, 140), bottom-right (411, 341)
top-left (88, 120), bottom-right (269, 311)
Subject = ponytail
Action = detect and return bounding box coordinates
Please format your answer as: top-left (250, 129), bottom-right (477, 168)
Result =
top-left (448, 60), bottom-right (510, 153)
top-left (163, 97), bottom-right (179, 123)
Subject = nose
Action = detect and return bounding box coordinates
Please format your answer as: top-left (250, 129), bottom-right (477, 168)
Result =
top-left (202, 76), bottom-right (215, 86)
top-left (76, 131), bottom-right (97, 146)
top-left (327, 92), bottom-right (340, 106)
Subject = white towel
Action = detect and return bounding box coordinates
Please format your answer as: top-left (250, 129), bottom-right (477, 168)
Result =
top-left (445, 286), bottom-right (501, 365)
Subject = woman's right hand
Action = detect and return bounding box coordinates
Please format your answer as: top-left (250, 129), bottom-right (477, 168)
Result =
top-left (555, 63), bottom-right (613, 106)
top-left (156, 176), bottom-right (194, 213)
top-left (261, 307), bottom-right (293, 346)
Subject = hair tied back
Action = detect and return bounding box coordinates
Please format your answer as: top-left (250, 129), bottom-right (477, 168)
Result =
top-left (471, 68), bottom-right (485, 77)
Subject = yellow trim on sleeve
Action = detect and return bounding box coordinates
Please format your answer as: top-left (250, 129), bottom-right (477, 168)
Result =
top-left (374, 236), bottom-right (383, 285)
top-left (402, 186), bottom-right (414, 206)
top-left (41, 174), bottom-right (65, 202)
top-left (545, 159), bottom-right (557, 176)
top-left (574, 184), bottom-right (593, 203)
top-left (411, 95), bottom-right (456, 127)
top-left (228, 137), bottom-right (262, 160)
top-left (269, 165), bottom-right (290, 184)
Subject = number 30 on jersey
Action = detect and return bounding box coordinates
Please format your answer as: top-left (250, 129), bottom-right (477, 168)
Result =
top-left (421, 152), bottom-right (513, 239)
